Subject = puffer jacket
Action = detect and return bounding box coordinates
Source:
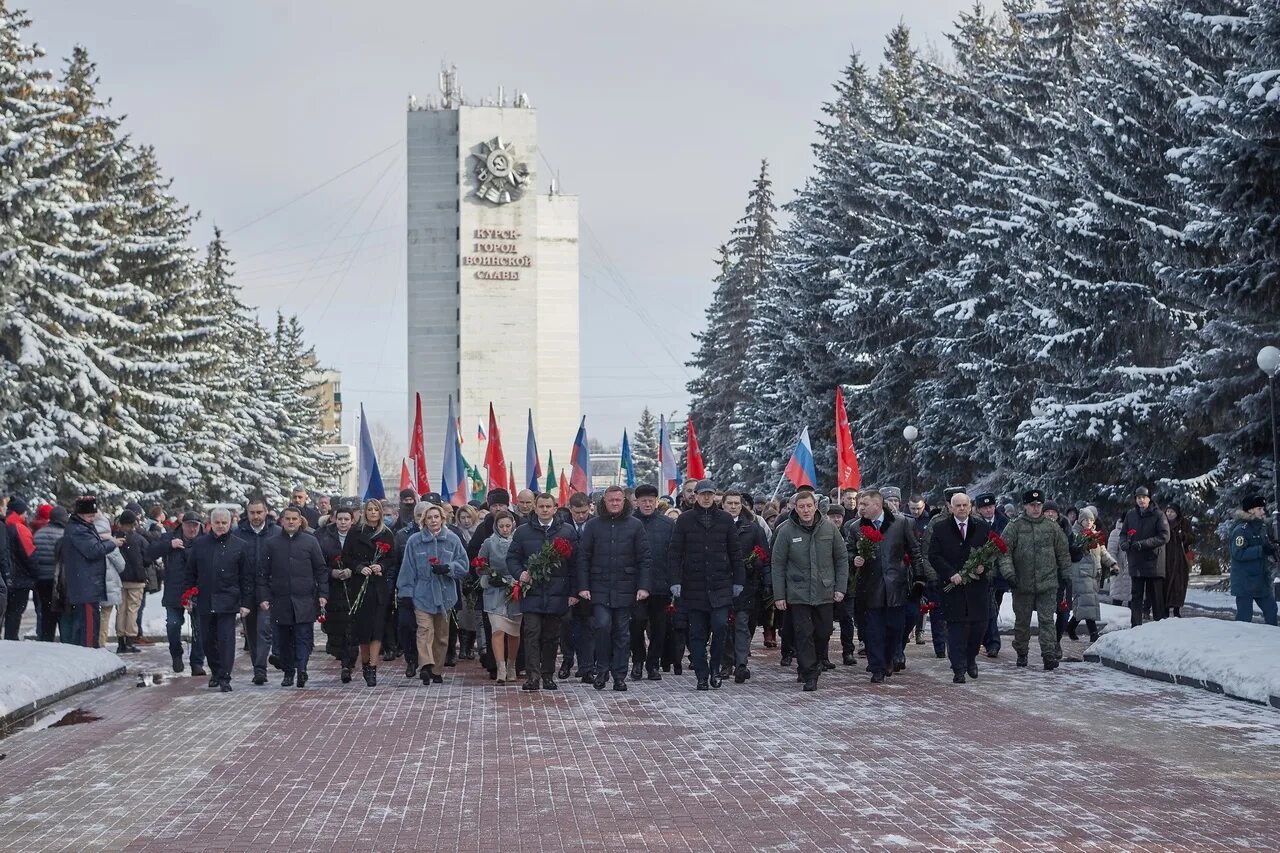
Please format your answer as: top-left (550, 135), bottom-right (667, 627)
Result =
top-left (634, 508), bottom-right (676, 593)
top-left (397, 526), bottom-right (468, 614)
top-left (577, 496), bottom-right (652, 608)
top-left (998, 513), bottom-right (1071, 594)
top-left (1071, 537), bottom-right (1116, 621)
top-left (668, 503), bottom-right (743, 611)
top-left (95, 517), bottom-right (124, 606)
top-left (506, 517), bottom-right (579, 616)
top-left (32, 520), bottom-right (66, 583)
top-left (1228, 512), bottom-right (1276, 599)
top-left (772, 513), bottom-right (848, 606)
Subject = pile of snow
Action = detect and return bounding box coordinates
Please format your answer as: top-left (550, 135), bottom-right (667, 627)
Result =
top-left (1088, 618), bottom-right (1280, 705)
top-left (997, 596), bottom-right (1131, 633)
top-left (0, 640), bottom-right (125, 718)
top-left (1183, 588), bottom-right (1261, 615)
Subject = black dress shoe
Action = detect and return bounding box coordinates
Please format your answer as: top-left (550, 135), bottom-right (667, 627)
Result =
top-left (842, 651), bottom-right (855, 666)
top-left (405, 662), bottom-right (417, 678)
top-left (1016, 653), bottom-right (1028, 667)
top-left (820, 660), bottom-right (836, 672)
top-left (558, 663), bottom-right (573, 680)
top-left (630, 664), bottom-right (644, 681)
top-left (952, 672), bottom-right (966, 684)
top-left (340, 667), bottom-right (352, 684)
top-left (420, 665), bottom-right (433, 685)
top-left (646, 668), bottom-right (662, 681)
top-left (779, 655), bottom-right (794, 667)
top-left (892, 658), bottom-right (906, 673)
top-left (282, 672), bottom-right (295, 687)
top-left (709, 674), bottom-right (722, 690)
top-left (363, 666), bottom-right (377, 687)
top-left (268, 654), bottom-right (283, 671)
top-left (190, 664), bottom-right (206, 677)
top-left (432, 670), bottom-right (443, 683)
top-left (219, 681), bottom-right (233, 693)
top-left (934, 650), bottom-right (947, 659)
top-left (207, 674), bottom-right (219, 688)
top-left (574, 669), bottom-right (590, 679)
top-left (985, 648), bottom-right (1000, 658)
top-left (522, 678), bottom-right (540, 691)
top-left (802, 677), bottom-right (817, 692)
top-left (734, 665), bottom-right (749, 683)
top-left (967, 663), bottom-right (979, 679)
top-left (593, 672), bottom-right (608, 690)
top-left (870, 672), bottom-right (885, 684)
top-left (542, 678), bottom-right (559, 690)
top-left (252, 669), bottom-right (267, 686)
top-left (612, 680), bottom-right (627, 692)
top-left (696, 676), bottom-right (709, 691)
top-left (1067, 623), bottom-right (1079, 641)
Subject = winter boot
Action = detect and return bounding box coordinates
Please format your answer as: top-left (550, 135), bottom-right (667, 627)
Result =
top-left (952, 672), bottom-right (966, 684)
top-left (420, 664), bottom-right (433, 685)
top-left (1044, 656), bottom-right (1059, 671)
top-left (405, 661), bottom-right (418, 678)
top-left (557, 661), bottom-right (573, 680)
top-left (363, 665), bottom-right (377, 687)
top-left (593, 671), bottom-right (608, 691)
top-left (116, 638), bottom-right (129, 655)
top-left (542, 677), bottom-right (558, 690)
top-left (802, 675), bottom-right (818, 692)
top-left (630, 663), bottom-right (644, 681)
top-left (1016, 652), bottom-right (1028, 668)
top-left (190, 664), bottom-right (206, 677)
top-left (646, 667), bottom-right (662, 681)
top-left (281, 672), bottom-right (294, 687)
top-left (612, 680), bottom-right (627, 692)
top-left (842, 651), bottom-right (855, 666)
top-left (171, 653), bottom-right (184, 673)
top-left (696, 675), bottom-right (710, 691)
top-left (252, 668), bottom-right (268, 685)
top-left (734, 665), bottom-right (750, 684)
top-left (522, 675), bottom-right (540, 691)
top-left (297, 672), bottom-right (308, 688)
top-left (268, 653), bottom-right (283, 671)
top-left (340, 666), bottom-right (352, 684)
top-left (1066, 618), bottom-right (1080, 642)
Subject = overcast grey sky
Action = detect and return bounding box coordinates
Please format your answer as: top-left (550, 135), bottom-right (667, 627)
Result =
top-left (26, 0), bottom-right (978, 457)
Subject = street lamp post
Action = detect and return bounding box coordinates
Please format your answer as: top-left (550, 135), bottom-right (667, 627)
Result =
top-left (1257, 346), bottom-right (1280, 540)
top-left (903, 424), bottom-right (919, 495)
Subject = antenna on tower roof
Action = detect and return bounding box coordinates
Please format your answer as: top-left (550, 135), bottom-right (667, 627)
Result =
top-left (439, 62), bottom-right (461, 108)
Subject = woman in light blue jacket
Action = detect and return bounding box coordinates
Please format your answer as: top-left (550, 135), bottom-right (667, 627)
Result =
top-left (397, 504), bottom-right (468, 685)
top-left (479, 511), bottom-right (521, 684)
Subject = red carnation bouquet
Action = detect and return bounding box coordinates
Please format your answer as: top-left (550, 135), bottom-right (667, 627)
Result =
top-left (375, 541), bottom-right (391, 555)
top-left (1072, 528), bottom-right (1108, 553)
top-left (946, 530), bottom-right (1007, 592)
top-left (180, 586), bottom-right (199, 611)
top-left (919, 600), bottom-right (937, 615)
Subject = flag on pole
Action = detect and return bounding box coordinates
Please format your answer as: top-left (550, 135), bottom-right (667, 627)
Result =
top-left (685, 416), bottom-right (706, 480)
top-left (658, 415), bottom-right (678, 497)
top-left (558, 469), bottom-right (570, 507)
top-left (483, 403), bottom-right (507, 492)
top-left (508, 461), bottom-right (516, 496)
top-left (441, 396), bottom-right (466, 506)
top-left (834, 387), bottom-right (861, 490)
top-left (399, 458), bottom-right (412, 493)
top-left (545, 451), bottom-right (556, 495)
top-left (570, 417), bottom-right (591, 495)
top-left (783, 426), bottom-right (818, 490)
top-left (410, 392), bottom-right (429, 494)
top-left (620, 430), bottom-right (635, 488)
top-left (357, 404), bottom-right (385, 501)
top-left (477, 423), bottom-right (487, 442)
top-left (525, 409), bottom-right (542, 492)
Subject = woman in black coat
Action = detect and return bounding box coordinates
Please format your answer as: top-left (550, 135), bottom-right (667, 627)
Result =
top-left (317, 506), bottom-right (356, 670)
top-left (341, 499), bottom-right (395, 686)
top-left (1163, 504), bottom-right (1195, 617)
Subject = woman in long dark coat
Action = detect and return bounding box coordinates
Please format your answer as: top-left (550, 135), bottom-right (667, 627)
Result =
top-left (1163, 504), bottom-right (1195, 617)
top-left (342, 499), bottom-right (395, 686)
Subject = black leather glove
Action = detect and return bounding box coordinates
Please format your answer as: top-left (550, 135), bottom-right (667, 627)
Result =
top-left (432, 564), bottom-right (451, 576)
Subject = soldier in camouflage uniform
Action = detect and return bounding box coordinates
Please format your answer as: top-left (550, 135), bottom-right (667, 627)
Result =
top-left (997, 489), bottom-right (1071, 671)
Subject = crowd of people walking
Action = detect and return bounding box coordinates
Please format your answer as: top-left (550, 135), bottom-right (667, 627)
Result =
top-left (0, 479), bottom-right (1274, 694)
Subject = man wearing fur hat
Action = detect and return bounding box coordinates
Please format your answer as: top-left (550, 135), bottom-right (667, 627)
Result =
top-left (1229, 496), bottom-right (1278, 626)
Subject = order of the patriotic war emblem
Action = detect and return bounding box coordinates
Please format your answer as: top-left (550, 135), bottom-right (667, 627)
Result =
top-left (473, 137), bottom-right (529, 204)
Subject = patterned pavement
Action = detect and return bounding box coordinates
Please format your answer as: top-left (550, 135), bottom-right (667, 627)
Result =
top-left (1, 627), bottom-right (1277, 852)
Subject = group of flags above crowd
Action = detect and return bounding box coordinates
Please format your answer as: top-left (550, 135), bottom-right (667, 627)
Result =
top-left (353, 389), bottom-right (865, 504)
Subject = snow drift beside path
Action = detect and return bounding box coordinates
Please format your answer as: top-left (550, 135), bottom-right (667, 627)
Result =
top-left (0, 640), bottom-right (125, 718)
top-left (998, 596), bottom-right (1131, 633)
top-left (1183, 587), bottom-right (1262, 615)
top-left (1088, 618), bottom-right (1280, 705)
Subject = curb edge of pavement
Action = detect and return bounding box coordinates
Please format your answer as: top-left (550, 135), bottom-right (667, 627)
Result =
top-left (0, 664), bottom-right (128, 734)
top-left (1083, 652), bottom-right (1280, 710)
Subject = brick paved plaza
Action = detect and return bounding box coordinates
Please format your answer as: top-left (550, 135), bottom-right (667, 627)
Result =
top-left (1, 634), bottom-right (1277, 852)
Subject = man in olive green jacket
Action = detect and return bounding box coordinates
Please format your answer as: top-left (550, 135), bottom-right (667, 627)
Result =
top-left (997, 489), bottom-right (1071, 671)
top-left (773, 489), bottom-right (849, 691)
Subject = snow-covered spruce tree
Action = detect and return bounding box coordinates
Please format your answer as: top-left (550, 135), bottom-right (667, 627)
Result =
top-left (269, 312), bottom-right (343, 496)
top-left (631, 405), bottom-right (660, 488)
top-left (737, 51), bottom-right (879, 492)
top-left (687, 160), bottom-right (777, 489)
top-left (1165, 0), bottom-right (1280, 514)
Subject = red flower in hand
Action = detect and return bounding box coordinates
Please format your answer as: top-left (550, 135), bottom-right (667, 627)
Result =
top-left (989, 532), bottom-right (1009, 554)
top-left (375, 541), bottom-right (391, 554)
top-left (862, 528), bottom-right (885, 544)
top-left (552, 537), bottom-right (574, 559)
top-left (429, 556), bottom-right (441, 566)
top-left (1127, 529), bottom-right (1137, 537)
top-left (470, 556), bottom-right (487, 569)
top-left (1059, 599), bottom-right (1070, 613)
top-left (752, 545), bottom-right (768, 562)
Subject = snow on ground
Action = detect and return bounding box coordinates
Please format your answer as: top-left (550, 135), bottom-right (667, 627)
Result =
top-left (1183, 587), bottom-right (1261, 615)
top-left (1088, 617), bottom-right (1280, 705)
top-left (998, 596), bottom-right (1131, 633)
top-left (0, 640), bottom-right (124, 718)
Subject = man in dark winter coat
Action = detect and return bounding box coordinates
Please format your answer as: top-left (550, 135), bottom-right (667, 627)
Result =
top-left (849, 489), bottom-right (931, 683)
top-left (577, 485), bottom-right (652, 691)
top-left (1121, 486), bottom-right (1171, 626)
top-left (257, 506), bottom-right (328, 688)
top-left (3, 495), bottom-right (36, 640)
top-left (290, 486), bottom-right (321, 530)
top-left (145, 511), bottom-right (206, 674)
top-left (928, 493), bottom-right (991, 684)
top-left (560, 492), bottom-right (597, 680)
top-left (669, 480), bottom-right (742, 691)
top-left (32, 507), bottom-right (68, 641)
top-left (629, 484), bottom-right (676, 682)
top-left (389, 501), bottom-right (424, 677)
top-left (1229, 496), bottom-right (1278, 625)
top-left (63, 496), bottom-right (118, 648)
top-left (234, 496), bottom-right (280, 684)
top-left (190, 508), bottom-right (253, 692)
top-left (392, 488), bottom-right (418, 532)
top-left (722, 490), bottom-right (769, 684)
top-left (975, 493), bottom-right (1010, 657)
top-left (507, 493), bottom-right (581, 691)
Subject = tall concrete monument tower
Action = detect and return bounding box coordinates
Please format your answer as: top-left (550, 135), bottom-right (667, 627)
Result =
top-left (407, 68), bottom-right (580, 489)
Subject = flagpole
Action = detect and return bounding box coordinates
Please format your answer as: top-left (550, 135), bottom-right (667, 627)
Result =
top-left (770, 424), bottom-right (807, 501)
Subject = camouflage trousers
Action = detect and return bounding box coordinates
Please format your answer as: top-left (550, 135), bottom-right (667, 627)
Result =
top-left (1011, 591), bottom-right (1058, 660)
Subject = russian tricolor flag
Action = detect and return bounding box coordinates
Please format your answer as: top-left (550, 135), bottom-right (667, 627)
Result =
top-left (784, 426), bottom-right (818, 490)
top-left (569, 417), bottom-right (592, 495)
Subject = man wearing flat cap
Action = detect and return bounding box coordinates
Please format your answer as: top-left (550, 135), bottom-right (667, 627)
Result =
top-left (997, 489), bottom-right (1071, 671)
top-left (1121, 486), bottom-right (1171, 626)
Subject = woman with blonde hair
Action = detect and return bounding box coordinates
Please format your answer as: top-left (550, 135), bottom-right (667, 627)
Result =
top-left (478, 510), bottom-right (521, 683)
top-left (342, 499), bottom-right (396, 686)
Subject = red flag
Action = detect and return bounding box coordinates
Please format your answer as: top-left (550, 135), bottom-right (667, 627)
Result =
top-left (399, 458), bottom-right (412, 493)
top-left (834, 387), bottom-right (861, 489)
top-left (559, 469), bottom-right (570, 507)
top-left (685, 416), bottom-right (706, 480)
top-left (411, 393), bottom-right (428, 493)
top-left (483, 403), bottom-right (507, 492)
top-left (508, 462), bottom-right (516, 497)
